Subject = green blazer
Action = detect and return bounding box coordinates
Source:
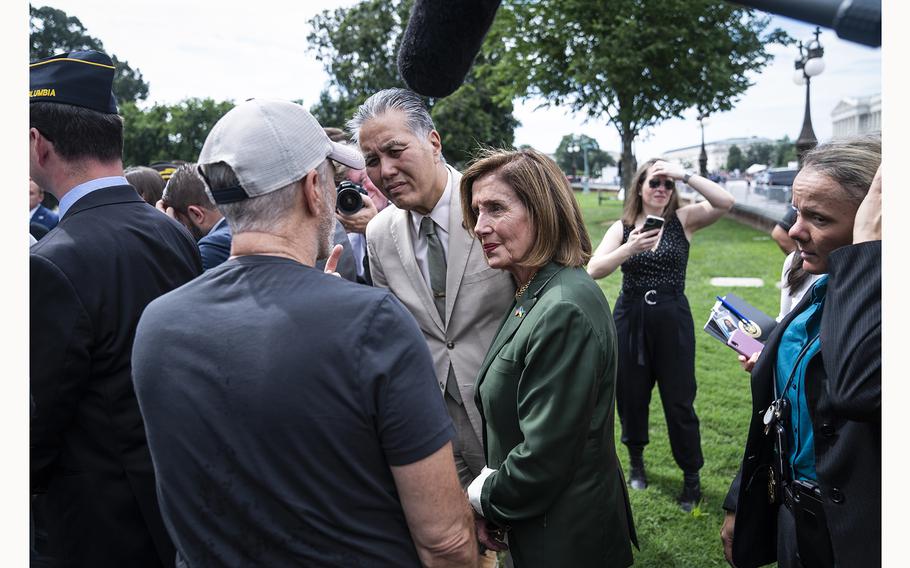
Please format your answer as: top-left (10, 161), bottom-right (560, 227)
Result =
top-left (475, 262), bottom-right (637, 568)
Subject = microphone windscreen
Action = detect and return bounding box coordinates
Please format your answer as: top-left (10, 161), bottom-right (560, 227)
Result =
top-left (397, 0), bottom-right (502, 98)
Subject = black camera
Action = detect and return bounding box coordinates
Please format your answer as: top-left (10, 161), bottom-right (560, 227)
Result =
top-left (336, 180), bottom-right (368, 215)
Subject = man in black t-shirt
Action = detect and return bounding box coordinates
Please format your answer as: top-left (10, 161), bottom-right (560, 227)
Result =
top-left (131, 99), bottom-right (477, 567)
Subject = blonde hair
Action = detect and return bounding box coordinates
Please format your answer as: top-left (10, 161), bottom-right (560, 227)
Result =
top-left (460, 148), bottom-right (592, 267)
top-left (621, 159), bottom-right (681, 226)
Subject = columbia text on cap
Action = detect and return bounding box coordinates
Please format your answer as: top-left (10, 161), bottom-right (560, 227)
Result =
top-left (29, 50), bottom-right (118, 114)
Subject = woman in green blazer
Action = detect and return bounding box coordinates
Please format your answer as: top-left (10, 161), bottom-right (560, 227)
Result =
top-left (461, 149), bottom-right (637, 567)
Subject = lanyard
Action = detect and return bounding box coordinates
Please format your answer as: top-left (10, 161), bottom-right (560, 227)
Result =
top-left (772, 333), bottom-right (821, 401)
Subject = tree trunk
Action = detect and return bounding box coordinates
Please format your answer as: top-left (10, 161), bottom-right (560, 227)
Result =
top-left (620, 127), bottom-right (637, 193)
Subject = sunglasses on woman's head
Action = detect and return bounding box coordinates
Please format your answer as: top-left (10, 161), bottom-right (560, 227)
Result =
top-left (648, 179), bottom-right (675, 190)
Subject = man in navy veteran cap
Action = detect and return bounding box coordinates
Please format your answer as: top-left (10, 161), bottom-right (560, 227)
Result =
top-left (29, 50), bottom-right (201, 567)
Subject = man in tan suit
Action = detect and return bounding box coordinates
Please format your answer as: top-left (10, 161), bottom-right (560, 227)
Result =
top-left (348, 89), bottom-right (514, 488)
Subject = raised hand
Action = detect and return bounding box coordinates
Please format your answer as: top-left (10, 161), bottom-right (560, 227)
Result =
top-left (155, 199), bottom-right (177, 219)
top-left (649, 160), bottom-right (687, 181)
top-left (854, 164), bottom-right (882, 244)
top-left (323, 244), bottom-right (344, 277)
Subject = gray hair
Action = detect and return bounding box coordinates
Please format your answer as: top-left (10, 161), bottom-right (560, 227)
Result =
top-left (199, 160), bottom-right (334, 234)
top-left (801, 133), bottom-right (881, 205)
top-left (346, 88), bottom-right (436, 143)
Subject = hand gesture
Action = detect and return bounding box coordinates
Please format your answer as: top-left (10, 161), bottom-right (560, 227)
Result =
top-left (854, 164), bottom-right (882, 243)
top-left (336, 194), bottom-right (378, 235)
top-left (155, 199), bottom-right (177, 220)
top-left (649, 160), bottom-right (687, 181)
top-left (323, 244), bottom-right (344, 278)
top-left (625, 226), bottom-right (662, 255)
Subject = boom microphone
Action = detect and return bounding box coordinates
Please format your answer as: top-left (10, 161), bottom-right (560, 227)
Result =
top-left (397, 0), bottom-right (502, 98)
top-left (730, 0), bottom-right (880, 47)
top-left (396, 0), bottom-right (879, 100)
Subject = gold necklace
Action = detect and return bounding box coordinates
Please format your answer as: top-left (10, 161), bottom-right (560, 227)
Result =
top-left (515, 269), bottom-right (538, 299)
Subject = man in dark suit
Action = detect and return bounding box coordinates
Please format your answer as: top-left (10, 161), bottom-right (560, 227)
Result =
top-left (29, 50), bottom-right (202, 567)
top-left (721, 136), bottom-right (881, 568)
top-left (157, 163), bottom-right (358, 278)
top-left (158, 163), bottom-right (234, 271)
top-left (29, 178), bottom-right (58, 237)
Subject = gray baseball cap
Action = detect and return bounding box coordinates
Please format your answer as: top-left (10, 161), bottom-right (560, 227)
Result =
top-left (198, 98), bottom-right (365, 204)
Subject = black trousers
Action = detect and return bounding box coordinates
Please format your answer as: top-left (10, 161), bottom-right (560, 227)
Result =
top-left (613, 290), bottom-right (704, 473)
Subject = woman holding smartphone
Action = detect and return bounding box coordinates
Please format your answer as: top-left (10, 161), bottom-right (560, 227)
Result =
top-left (587, 159), bottom-right (734, 511)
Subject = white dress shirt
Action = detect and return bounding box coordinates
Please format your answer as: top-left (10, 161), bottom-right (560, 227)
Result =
top-left (408, 166), bottom-right (454, 290)
top-left (777, 251), bottom-right (823, 322)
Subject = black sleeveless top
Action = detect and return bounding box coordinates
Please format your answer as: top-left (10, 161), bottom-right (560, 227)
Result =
top-left (620, 215), bottom-right (689, 293)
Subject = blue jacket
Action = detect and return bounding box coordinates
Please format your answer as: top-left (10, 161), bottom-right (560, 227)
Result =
top-left (198, 217), bottom-right (232, 271)
top-left (31, 204), bottom-right (59, 232)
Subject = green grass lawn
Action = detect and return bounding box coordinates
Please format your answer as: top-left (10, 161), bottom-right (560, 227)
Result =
top-left (577, 192), bottom-right (783, 567)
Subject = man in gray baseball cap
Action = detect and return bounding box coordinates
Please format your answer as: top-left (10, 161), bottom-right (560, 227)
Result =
top-left (131, 99), bottom-right (477, 567)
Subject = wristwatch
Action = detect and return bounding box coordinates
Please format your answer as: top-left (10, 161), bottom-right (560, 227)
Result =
top-left (683, 172), bottom-right (693, 184)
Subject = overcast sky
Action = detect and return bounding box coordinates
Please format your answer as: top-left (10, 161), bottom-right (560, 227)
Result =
top-left (42, 0), bottom-right (881, 162)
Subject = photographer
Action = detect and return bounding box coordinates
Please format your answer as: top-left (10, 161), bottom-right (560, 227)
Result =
top-left (333, 161), bottom-right (389, 285)
top-left (721, 135), bottom-right (881, 568)
top-left (587, 159), bottom-right (734, 511)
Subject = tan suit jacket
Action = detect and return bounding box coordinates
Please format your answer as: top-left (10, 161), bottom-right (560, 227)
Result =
top-left (366, 167), bottom-right (515, 443)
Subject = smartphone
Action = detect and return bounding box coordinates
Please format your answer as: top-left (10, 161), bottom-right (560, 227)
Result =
top-left (641, 215), bottom-right (665, 232)
top-left (727, 328), bottom-right (764, 358)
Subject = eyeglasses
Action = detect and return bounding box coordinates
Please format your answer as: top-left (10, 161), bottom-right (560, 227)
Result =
top-left (648, 179), bottom-right (675, 190)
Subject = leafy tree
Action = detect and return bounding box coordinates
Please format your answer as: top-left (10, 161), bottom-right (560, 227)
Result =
top-left (29, 4), bottom-right (100, 56)
top-left (109, 55), bottom-right (149, 104)
top-left (306, 0), bottom-right (518, 169)
top-left (726, 144), bottom-right (744, 171)
top-left (428, 60), bottom-right (519, 166)
top-left (555, 134), bottom-right (615, 176)
top-left (745, 143), bottom-right (775, 167)
top-left (773, 135), bottom-right (797, 167)
top-left (30, 4), bottom-right (149, 103)
top-left (120, 102), bottom-right (168, 167)
top-left (488, 0), bottom-right (791, 190)
top-left (306, 90), bottom-right (357, 135)
top-left (308, 1), bottom-right (410, 111)
top-left (121, 98), bottom-right (234, 166)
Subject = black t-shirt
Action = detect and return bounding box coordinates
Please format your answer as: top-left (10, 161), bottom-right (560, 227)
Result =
top-left (133, 255), bottom-right (453, 567)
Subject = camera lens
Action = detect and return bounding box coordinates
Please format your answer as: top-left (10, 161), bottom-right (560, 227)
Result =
top-left (337, 181), bottom-right (366, 215)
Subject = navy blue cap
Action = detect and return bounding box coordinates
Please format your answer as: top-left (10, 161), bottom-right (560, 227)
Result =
top-left (149, 161), bottom-right (181, 181)
top-left (29, 50), bottom-right (118, 114)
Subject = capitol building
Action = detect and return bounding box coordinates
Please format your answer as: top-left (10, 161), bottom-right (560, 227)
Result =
top-left (831, 93), bottom-right (881, 138)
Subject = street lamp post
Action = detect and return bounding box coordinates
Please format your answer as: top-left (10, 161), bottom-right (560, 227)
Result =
top-left (793, 27), bottom-right (825, 167)
top-left (569, 136), bottom-right (593, 194)
top-left (697, 112), bottom-right (709, 177)
top-left (580, 142), bottom-right (591, 194)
